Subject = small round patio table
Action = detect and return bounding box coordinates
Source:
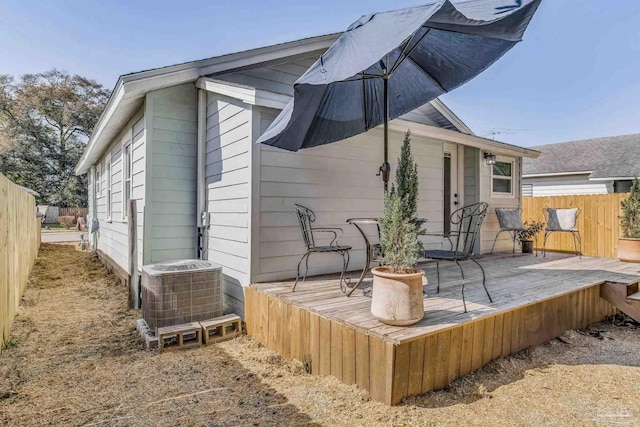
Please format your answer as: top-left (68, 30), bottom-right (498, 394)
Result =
top-left (344, 218), bottom-right (382, 297)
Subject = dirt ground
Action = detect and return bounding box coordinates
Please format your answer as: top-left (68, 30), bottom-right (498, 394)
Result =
top-left (1, 244), bottom-right (639, 427)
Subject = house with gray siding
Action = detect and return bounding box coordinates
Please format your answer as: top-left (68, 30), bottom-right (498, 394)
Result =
top-left (75, 33), bottom-right (539, 317)
top-left (523, 133), bottom-right (640, 196)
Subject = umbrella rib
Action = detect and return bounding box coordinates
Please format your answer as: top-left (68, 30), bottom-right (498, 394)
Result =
top-left (389, 28), bottom-right (432, 76)
top-left (406, 56), bottom-right (446, 93)
top-left (423, 24), bottom-right (519, 43)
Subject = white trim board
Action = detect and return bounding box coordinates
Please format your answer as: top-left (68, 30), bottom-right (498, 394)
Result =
top-left (195, 78), bottom-right (290, 110)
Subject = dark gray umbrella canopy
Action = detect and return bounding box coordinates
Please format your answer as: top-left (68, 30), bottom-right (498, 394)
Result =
top-left (257, 0), bottom-right (541, 154)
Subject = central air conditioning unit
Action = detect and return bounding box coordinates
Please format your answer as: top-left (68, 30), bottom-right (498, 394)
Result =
top-left (141, 259), bottom-right (223, 333)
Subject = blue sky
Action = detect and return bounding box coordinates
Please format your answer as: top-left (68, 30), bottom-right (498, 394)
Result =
top-left (1, 0), bottom-right (639, 147)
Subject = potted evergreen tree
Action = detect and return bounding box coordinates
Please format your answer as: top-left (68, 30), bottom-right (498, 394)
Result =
top-left (371, 132), bottom-right (426, 326)
top-left (618, 176), bottom-right (640, 262)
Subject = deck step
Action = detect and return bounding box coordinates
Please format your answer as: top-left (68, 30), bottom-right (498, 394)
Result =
top-left (626, 292), bottom-right (640, 302)
top-left (601, 282), bottom-right (640, 323)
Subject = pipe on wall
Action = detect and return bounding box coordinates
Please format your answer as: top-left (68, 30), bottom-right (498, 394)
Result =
top-left (196, 88), bottom-right (208, 259)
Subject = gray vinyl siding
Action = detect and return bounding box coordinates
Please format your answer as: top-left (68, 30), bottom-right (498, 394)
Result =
top-left (256, 107), bottom-right (450, 283)
top-left (93, 107), bottom-right (145, 273)
top-left (522, 174), bottom-right (612, 196)
top-left (464, 147), bottom-right (479, 206)
top-left (144, 84), bottom-right (198, 264)
top-left (205, 93), bottom-right (252, 316)
top-left (131, 117), bottom-right (145, 263)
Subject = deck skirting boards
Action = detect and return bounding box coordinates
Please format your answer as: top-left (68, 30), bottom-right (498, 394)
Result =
top-left (245, 284), bottom-right (616, 405)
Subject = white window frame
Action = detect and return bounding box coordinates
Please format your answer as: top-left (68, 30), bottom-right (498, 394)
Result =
top-left (122, 136), bottom-right (132, 221)
top-left (95, 164), bottom-right (101, 198)
top-left (106, 157), bottom-right (112, 222)
top-left (491, 156), bottom-right (515, 198)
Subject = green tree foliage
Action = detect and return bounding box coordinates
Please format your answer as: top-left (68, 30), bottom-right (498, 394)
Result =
top-left (0, 70), bottom-right (109, 207)
top-left (379, 131), bottom-right (426, 272)
top-left (395, 131), bottom-right (419, 220)
top-left (621, 176), bottom-right (640, 239)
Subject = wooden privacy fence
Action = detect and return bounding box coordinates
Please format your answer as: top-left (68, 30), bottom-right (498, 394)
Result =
top-left (522, 193), bottom-right (629, 258)
top-left (58, 207), bottom-right (89, 218)
top-left (1, 174), bottom-right (41, 352)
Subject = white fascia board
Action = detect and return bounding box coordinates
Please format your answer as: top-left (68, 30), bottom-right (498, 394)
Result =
top-left (123, 34), bottom-right (337, 98)
top-left (589, 176), bottom-right (633, 181)
top-left (430, 98), bottom-right (474, 135)
top-left (195, 78), bottom-right (291, 110)
top-left (391, 119), bottom-right (540, 158)
top-left (522, 171), bottom-right (593, 178)
top-left (74, 84), bottom-right (125, 174)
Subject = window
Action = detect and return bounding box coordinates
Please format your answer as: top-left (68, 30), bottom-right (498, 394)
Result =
top-left (106, 159), bottom-right (112, 221)
top-left (95, 165), bottom-right (101, 198)
top-left (122, 142), bottom-right (132, 220)
top-left (491, 158), bottom-right (514, 196)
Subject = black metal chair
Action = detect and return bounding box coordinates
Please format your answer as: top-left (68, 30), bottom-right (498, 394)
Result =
top-left (293, 204), bottom-right (352, 291)
top-left (490, 207), bottom-right (530, 256)
top-left (542, 207), bottom-right (582, 257)
top-left (423, 202), bottom-right (493, 312)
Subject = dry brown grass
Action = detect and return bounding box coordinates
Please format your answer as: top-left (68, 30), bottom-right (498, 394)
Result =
top-left (1, 244), bottom-right (639, 426)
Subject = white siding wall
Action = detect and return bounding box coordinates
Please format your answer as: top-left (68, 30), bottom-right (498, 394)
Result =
top-left (480, 155), bottom-right (522, 253)
top-left (144, 84), bottom-right (198, 264)
top-left (523, 174), bottom-right (612, 196)
top-left (464, 147), bottom-right (479, 206)
top-left (205, 93), bottom-right (252, 315)
top-left (255, 107), bottom-right (454, 283)
top-left (93, 107), bottom-right (145, 273)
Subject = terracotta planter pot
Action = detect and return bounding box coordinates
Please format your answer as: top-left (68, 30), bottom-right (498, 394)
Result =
top-left (370, 267), bottom-right (425, 326)
top-left (618, 238), bottom-right (640, 263)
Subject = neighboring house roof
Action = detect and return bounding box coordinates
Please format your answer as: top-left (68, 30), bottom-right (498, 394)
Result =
top-left (523, 133), bottom-right (640, 179)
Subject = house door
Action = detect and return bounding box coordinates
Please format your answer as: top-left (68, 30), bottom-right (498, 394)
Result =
top-left (443, 143), bottom-right (459, 235)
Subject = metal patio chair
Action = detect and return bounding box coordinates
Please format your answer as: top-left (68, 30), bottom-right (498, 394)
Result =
top-left (423, 202), bottom-right (493, 312)
top-left (490, 207), bottom-right (537, 256)
top-left (293, 204), bottom-right (352, 291)
top-left (542, 207), bottom-right (582, 257)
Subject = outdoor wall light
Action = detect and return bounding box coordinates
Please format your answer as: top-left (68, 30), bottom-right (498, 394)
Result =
top-left (484, 152), bottom-right (497, 166)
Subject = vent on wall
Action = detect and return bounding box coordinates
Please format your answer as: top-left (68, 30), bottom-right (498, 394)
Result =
top-left (141, 259), bottom-right (222, 333)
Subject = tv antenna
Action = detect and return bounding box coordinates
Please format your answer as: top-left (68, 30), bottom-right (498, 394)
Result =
top-left (483, 128), bottom-right (527, 140)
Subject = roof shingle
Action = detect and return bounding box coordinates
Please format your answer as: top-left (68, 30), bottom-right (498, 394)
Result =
top-left (523, 133), bottom-right (640, 179)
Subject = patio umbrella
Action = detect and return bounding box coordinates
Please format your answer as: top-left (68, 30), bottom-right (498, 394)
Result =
top-left (257, 0), bottom-right (541, 191)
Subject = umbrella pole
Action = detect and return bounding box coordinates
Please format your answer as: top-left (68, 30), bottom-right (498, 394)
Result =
top-left (381, 75), bottom-right (390, 193)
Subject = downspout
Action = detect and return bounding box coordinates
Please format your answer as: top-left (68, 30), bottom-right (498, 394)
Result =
top-left (196, 88), bottom-right (208, 259)
top-left (90, 165), bottom-right (98, 252)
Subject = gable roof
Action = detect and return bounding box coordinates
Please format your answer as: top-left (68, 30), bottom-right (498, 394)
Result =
top-left (75, 33), bottom-right (475, 175)
top-left (75, 34), bottom-right (340, 174)
top-left (523, 133), bottom-right (640, 179)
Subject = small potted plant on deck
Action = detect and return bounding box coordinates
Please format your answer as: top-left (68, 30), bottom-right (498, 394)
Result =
top-left (371, 132), bottom-right (426, 326)
top-left (516, 220), bottom-right (544, 254)
top-left (618, 176), bottom-right (640, 262)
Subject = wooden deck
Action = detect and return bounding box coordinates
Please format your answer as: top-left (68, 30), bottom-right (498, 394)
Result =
top-left (245, 253), bottom-right (640, 405)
